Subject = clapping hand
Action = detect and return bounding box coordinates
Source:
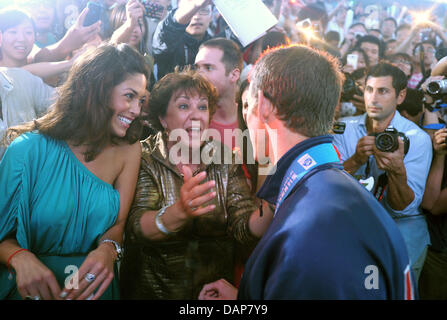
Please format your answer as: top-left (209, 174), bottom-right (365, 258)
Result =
top-left (177, 166), bottom-right (217, 218)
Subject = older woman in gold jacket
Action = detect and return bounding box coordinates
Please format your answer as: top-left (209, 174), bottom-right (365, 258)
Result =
top-left (120, 69), bottom-right (272, 299)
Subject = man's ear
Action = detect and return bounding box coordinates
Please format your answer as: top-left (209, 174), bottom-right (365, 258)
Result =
top-left (257, 90), bottom-right (274, 124)
top-left (397, 88), bottom-right (407, 105)
top-left (229, 68), bottom-right (241, 84)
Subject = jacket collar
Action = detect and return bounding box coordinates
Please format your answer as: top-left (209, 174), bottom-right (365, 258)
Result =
top-left (360, 110), bottom-right (403, 131)
top-left (0, 68), bottom-right (14, 94)
top-left (257, 135), bottom-right (335, 205)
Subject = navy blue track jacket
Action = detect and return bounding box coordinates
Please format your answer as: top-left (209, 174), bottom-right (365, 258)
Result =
top-left (238, 135), bottom-right (414, 300)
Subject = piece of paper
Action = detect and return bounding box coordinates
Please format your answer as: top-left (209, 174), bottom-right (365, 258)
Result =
top-left (214, 0), bottom-right (278, 47)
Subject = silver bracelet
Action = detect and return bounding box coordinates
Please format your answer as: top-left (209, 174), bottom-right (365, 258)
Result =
top-left (155, 206), bottom-right (176, 235)
top-left (98, 239), bottom-right (123, 261)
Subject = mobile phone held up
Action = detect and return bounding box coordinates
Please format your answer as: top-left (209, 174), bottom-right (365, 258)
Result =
top-left (347, 54), bottom-right (358, 70)
top-left (141, 0), bottom-right (165, 20)
top-left (83, 2), bottom-right (103, 27)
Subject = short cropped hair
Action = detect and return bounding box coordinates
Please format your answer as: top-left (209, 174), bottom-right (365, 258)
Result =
top-left (382, 17), bottom-right (397, 29)
top-left (366, 62), bottom-right (408, 95)
top-left (357, 35), bottom-right (384, 58)
top-left (349, 23), bottom-right (367, 33)
top-left (199, 38), bottom-right (243, 74)
top-left (297, 3), bottom-right (328, 28)
top-left (249, 44), bottom-right (344, 137)
top-left (397, 88), bottom-right (423, 116)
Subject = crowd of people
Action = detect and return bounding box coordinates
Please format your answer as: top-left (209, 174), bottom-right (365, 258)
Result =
top-left (0, 0), bottom-right (447, 300)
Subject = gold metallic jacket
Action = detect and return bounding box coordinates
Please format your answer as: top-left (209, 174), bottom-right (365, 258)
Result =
top-left (120, 133), bottom-right (259, 299)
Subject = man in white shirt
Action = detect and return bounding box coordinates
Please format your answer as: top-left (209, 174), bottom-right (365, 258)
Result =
top-left (0, 67), bottom-right (55, 158)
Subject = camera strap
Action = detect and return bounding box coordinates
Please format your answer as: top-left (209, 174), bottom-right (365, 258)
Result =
top-left (373, 173), bottom-right (388, 201)
top-left (275, 143), bottom-right (341, 215)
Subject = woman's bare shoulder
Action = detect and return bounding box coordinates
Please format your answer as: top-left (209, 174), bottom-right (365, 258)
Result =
top-left (116, 141), bottom-right (142, 161)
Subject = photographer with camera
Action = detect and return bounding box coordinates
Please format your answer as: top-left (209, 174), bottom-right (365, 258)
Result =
top-left (333, 62), bottom-right (433, 284)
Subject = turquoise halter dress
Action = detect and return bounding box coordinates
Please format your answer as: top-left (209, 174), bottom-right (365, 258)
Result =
top-left (0, 132), bottom-right (121, 299)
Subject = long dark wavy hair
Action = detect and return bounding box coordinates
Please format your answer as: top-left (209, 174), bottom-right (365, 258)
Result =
top-left (6, 43), bottom-right (150, 161)
top-left (109, 4), bottom-right (149, 56)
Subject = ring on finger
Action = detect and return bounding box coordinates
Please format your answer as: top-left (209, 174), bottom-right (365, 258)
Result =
top-left (85, 272), bottom-right (96, 283)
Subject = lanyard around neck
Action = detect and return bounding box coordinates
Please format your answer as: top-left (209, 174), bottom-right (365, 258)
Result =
top-left (275, 143), bottom-right (341, 215)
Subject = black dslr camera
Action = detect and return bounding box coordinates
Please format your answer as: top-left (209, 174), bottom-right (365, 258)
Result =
top-left (371, 128), bottom-right (410, 155)
top-left (426, 79), bottom-right (447, 96)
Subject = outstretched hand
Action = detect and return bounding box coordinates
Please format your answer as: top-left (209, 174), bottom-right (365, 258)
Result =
top-left (177, 166), bottom-right (217, 219)
top-left (63, 7), bottom-right (101, 54)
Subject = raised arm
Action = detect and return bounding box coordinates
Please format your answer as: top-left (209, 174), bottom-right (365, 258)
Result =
top-left (30, 7), bottom-right (101, 63)
top-left (422, 128), bottom-right (447, 215)
top-left (109, 0), bottom-right (145, 45)
top-left (173, 0), bottom-right (212, 25)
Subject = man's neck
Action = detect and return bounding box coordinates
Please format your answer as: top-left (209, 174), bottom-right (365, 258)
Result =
top-left (366, 112), bottom-right (395, 134)
top-left (212, 91), bottom-right (238, 124)
top-left (268, 125), bottom-right (308, 166)
top-left (189, 32), bottom-right (206, 41)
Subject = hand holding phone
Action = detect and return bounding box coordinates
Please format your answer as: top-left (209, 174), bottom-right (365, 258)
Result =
top-left (83, 2), bottom-right (103, 27)
top-left (141, 1), bottom-right (166, 20)
top-left (347, 53), bottom-right (358, 70)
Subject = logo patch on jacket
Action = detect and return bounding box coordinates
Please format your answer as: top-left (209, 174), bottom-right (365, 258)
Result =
top-left (298, 154), bottom-right (317, 170)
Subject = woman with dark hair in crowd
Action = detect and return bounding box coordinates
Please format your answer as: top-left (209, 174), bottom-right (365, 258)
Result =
top-left (0, 7), bottom-right (79, 82)
top-left (0, 9), bottom-right (36, 68)
top-left (109, 0), bottom-right (154, 87)
top-left (109, 0), bottom-right (150, 57)
top-left (0, 43), bottom-right (149, 300)
top-left (120, 68), bottom-right (273, 299)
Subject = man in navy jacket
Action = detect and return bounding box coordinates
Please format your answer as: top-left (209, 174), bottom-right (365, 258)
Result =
top-left (199, 44), bottom-right (414, 300)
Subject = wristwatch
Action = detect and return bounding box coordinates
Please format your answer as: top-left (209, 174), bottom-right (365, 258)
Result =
top-left (99, 239), bottom-right (123, 261)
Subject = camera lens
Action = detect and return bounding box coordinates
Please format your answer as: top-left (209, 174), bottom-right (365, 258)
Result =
top-left (427, 81), bottom-right (441, 95)
top-left (376, 133), bottom-right (396, 152)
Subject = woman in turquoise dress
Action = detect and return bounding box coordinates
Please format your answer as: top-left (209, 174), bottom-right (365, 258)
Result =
top-left (0, 43), bottom-right (149, 300)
